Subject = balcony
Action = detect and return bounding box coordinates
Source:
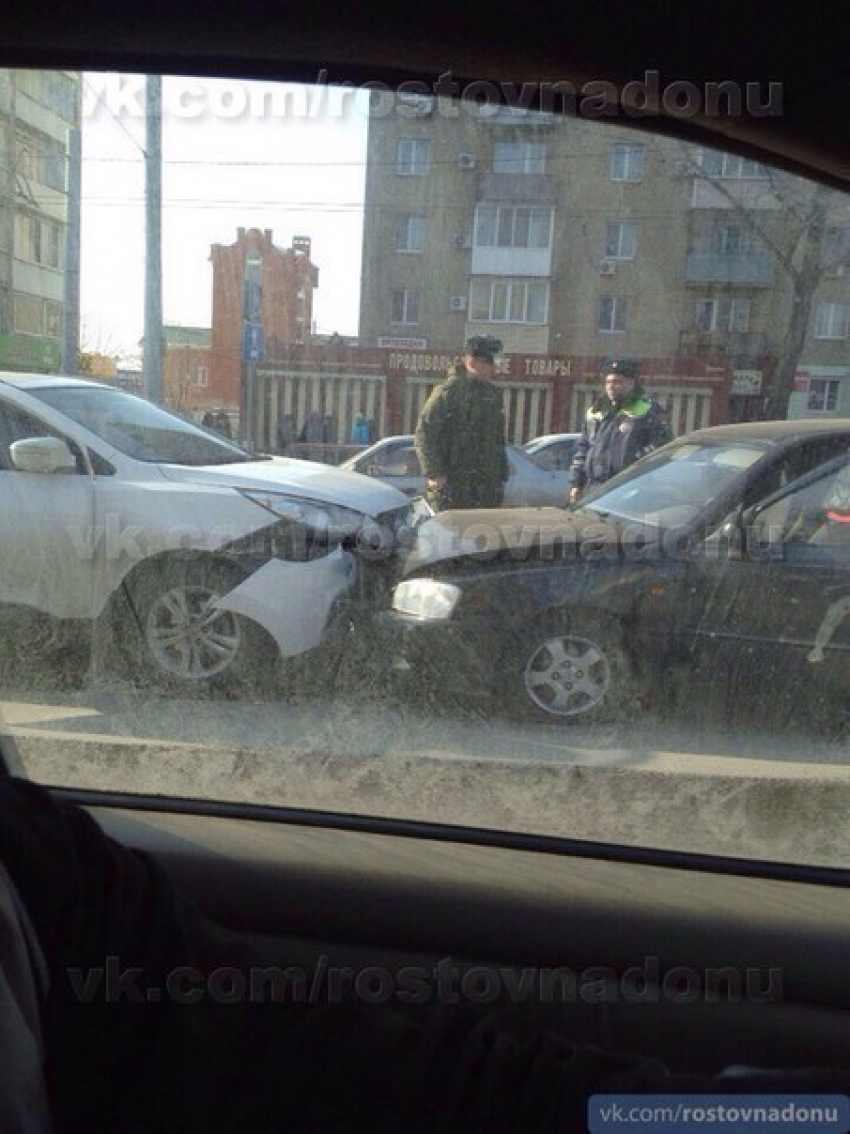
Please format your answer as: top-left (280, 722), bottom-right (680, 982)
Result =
top-left (684, 252), bottom-right (775, 286)
top-left (477, 173), bottom-right (560, 202)
top-left (690, 179), bottom-right (781, 211)
top-left (679, 330), bottom-right (768, 358)
top-left (471, 246), bottom-right (552, 277)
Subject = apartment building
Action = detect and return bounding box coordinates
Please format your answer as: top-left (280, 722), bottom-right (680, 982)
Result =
top-left (359, 94), bottom-right (849, 428)
top-left (0, 69), bottom-right (81, 373)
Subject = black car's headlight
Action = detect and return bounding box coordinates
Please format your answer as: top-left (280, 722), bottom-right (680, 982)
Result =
top-left (392, 579), bottom-right (462, 620)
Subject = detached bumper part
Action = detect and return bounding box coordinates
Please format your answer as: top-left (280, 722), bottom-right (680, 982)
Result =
top-left (213, 548), bottom-right (355, 658)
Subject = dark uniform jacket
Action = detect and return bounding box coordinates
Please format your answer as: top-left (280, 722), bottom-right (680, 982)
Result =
top-left (415, 364), bottom-right (509, 510)
top-left (569, 391), bottom-right (672, 490)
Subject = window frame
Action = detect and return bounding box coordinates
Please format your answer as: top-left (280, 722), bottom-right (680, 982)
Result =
top-left (396, 138), bottom-right (430, 176)
top-left (469, 278), bottom-right (549, 323)
top-left (597, 294), bottom-right (628, 332)
top-left (604, 221), bottom-right (638, 260)
top-left (609, 142), bottom-right (645, 182)
top-left (814, 301), bottom-right (850, 340)
top-left (390, 287), bottom-right (421, 324)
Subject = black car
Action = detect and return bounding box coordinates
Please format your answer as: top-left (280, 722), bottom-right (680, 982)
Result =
top-left (389, 421), bottom-right (850, 723)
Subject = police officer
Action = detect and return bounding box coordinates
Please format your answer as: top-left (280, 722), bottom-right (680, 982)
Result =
top-left (569, 360), bottom-right (672, 504)
top-left (415, 335), bottom-right (509, 511)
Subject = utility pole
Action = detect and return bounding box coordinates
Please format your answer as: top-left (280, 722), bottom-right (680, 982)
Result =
top-left (61, 126), bottom-right (82, 374)
top-left (143, 74), bottom-right (162, 402)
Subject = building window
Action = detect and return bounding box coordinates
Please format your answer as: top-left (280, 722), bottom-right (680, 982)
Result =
top-left (698, 149), bottom-right (769, 178)
top-left (14, 214), bottom-right (62, 269)
top-left (17, 71), bottom-right (78, 122)
top-left (807, 379), bottom-right (840, 413)
top-left (814, 302), bottom-right (850, 340)
top-left (823, 225), bottom-right (850, 274)
top-left (610, 143), bottom-right (645, 182)
top-left (16, 131), bottom-right (66, 192)
top-left (470, 279), bottom-right (549, 324)
top-left (44, 300), bottom-right (63, 339)
top-left (695, 298), bottom-right (750, 332)
top-left (394, 214), bottom-right (425, 252)
top-left (605, 222), bottom-right (638, 260)
top-left (13, 293), bottom-right (45, 335)
top-left (710, 223), bottom-right (753, 256)
top-left (474, 205), bottom-right (553, 249)
top-left (193, 366), bottom-right (209, 388)
top-left (597, 296), bottom-right (628, 333)
top-left (396, 139), bottom-right (430, 175)
top-left (492, 141), bottom-right (546, 174)
top-left (390, 288), bottom-right (420, 324)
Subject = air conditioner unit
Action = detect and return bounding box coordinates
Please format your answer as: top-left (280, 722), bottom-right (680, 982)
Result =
top-left (599, 259), bottom-right (616, 275)
top-left (449, 296), bottom-right (467, 312)
top-left (454, 234), bottom-right (471, 248)
top-left (458, 152), bottom-right (477, 170)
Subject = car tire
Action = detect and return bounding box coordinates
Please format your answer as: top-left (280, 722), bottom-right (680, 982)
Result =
top-left (507, 616), bottom-right (641, 723)
top-left (120, 557), bottom-right (278, 696)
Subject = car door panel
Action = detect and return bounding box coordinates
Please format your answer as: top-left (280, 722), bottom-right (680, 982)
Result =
top-left (0, 400), bottom-right (96, 617)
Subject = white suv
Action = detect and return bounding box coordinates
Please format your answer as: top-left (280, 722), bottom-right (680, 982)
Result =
top-left (0, 375), bottom-right (414, 691)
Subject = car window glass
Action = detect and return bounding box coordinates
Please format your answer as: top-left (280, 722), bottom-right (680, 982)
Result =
top-left (0, 401), bottom-right (86, 472)
top-left (751, 459), bottom-right (850, 550)
top-left (0, 67), bottom-right (848, 870)
top-left (30, 386), bottom-right (258, 465)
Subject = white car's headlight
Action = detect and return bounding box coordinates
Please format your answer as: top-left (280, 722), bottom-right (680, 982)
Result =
top-left (240, 490), bottom-right (365, 539)
top-left (392, 579), bottom-right (461, 620)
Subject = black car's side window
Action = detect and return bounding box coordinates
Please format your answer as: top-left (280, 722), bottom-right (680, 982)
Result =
top-left (751, 460), bottom-right (850, 552)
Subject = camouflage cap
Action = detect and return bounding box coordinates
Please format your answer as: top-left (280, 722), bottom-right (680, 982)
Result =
top-left (464, 335), bottom-right (503, 361)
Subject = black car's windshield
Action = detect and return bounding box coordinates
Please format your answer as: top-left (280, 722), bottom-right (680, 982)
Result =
top-left (581, 440), bottom-right (769, 528)
top-left (30, 386), bottom-right (262, 465)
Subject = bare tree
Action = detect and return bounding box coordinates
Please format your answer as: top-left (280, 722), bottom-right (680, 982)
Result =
top-left (675, 147), bottom-right (843, 418)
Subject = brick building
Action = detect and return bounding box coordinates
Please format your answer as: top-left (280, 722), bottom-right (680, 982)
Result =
top-left (208, 227), bottom-right (319, 414)
top-left (162, 324), bottom-right (212, 413)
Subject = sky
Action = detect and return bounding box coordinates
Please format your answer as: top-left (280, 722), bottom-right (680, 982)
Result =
top-left (79, 74), bottom-right (370, 360)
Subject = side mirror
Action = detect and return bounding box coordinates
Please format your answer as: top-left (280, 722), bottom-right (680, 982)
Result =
top-left (719, 509), bottom-right (746, 560)
top-left (366, 462), bottom-right (383, 477)
top-left (9, 436), bottom-right (78, 474)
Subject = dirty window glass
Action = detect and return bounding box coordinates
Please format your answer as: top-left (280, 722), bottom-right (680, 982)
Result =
top-left (0, 68), bottom-right (848, 869)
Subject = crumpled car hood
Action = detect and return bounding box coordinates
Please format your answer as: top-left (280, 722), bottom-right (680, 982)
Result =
top-left (402, 506), bottom-right (623, 573)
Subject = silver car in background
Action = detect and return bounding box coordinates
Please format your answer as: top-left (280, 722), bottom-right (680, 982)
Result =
top-left (521, 432), bottom-right (582, 472)
top-left (340, 434), bottom-right (573, 507)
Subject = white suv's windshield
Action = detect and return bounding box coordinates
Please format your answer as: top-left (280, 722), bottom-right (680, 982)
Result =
top-left (30, 385), bottom-right (260, 464)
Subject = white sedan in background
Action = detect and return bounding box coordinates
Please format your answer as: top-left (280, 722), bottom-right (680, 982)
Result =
top-left (340, 434), bottom-right (572, 506)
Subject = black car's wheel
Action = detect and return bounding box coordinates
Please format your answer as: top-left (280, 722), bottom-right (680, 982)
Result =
top-left (508, 618), bottom-right (640, 723)
top-left (121, 558), bottom-right (277, 695)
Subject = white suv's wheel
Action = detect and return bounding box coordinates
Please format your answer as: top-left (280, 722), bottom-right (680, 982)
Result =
top-left (125, 560), bottom-right (275, 693)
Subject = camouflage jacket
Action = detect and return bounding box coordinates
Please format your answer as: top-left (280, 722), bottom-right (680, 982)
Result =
top-left (414, 363), bottom-right (509, 509)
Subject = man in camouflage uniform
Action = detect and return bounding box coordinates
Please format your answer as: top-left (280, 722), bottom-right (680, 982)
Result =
top-left (415, 335), bottom-right (510, 511)
top-left (569, 360), bottom-right (672, 504)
